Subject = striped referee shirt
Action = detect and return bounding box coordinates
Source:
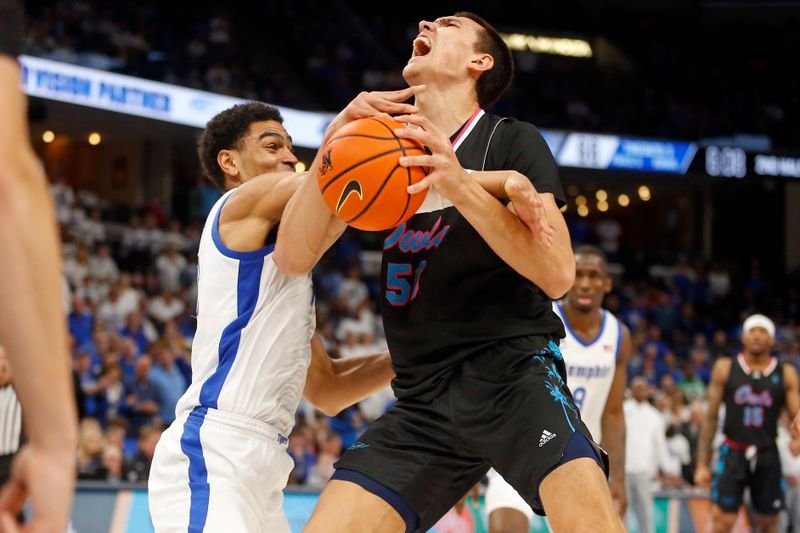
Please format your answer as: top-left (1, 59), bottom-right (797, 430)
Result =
top-left (0, 385), bottom-right (21, 456)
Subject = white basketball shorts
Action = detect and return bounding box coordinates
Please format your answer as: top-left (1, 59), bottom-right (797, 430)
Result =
top-left (148, 407), bottom-right (293, 532)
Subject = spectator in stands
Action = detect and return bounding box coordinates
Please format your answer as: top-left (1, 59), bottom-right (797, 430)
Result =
top-left (148, 289), bottom-right (185, 326)
top-left (76, 418), bottom-right (105, 479)
top-left (155, 243), bottom-right (187, 292)
top-left (119, 311), bottom-right (153, 354)
top-left (121, 356), bottom-right (162, 437)
top-left (89, 243), bottom-right (119, 287)
top-left (287, 426), bottom-right (317, 486)
top-left (68, 296), bottom-right (95, 346)
top-left (100, 444), bottom-right (124, 483)
top-left (118, 337), bottom-right (140, 382)
top-left (96, 285), bottom-right (128, 332)
top-left (149, 345), bottom-right (186, 425)
top-left (64, 246), bottom-right (91, 288)
top-left (308, 433), bottom-right (343, 487)
top-left (96, 361), bottom-right (125, 425)
top-left (337, 265), bottom-right (368, 314)
top-left (124, 425), bottom-right (161, 483)
top-left (80, 208), bottom-right (106, 247)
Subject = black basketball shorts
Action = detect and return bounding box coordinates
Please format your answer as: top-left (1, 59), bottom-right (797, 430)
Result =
top-left (711, 441), bottom-right (784, 515)
top-left (333, 336), bottom-right (608, 531)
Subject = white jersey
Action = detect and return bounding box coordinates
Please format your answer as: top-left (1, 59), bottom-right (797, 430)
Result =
top-left (553, 301), bottom-right (621, 441)
top-left (174, 189), bottom-right (315, 435)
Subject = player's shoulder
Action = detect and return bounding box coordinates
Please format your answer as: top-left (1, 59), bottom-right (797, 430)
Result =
top-left (712, 356), bottom-right (734, 380)
top-left (488, 115), bottom-right (547, 142)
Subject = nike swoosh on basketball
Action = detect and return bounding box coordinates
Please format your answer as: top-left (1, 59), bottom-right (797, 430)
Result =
top-left (336, 179), bottom-right (363, 214)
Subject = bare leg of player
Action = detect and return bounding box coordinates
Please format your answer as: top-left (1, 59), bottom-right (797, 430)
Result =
top-left (489, 508), bottom-right (529, 533)
top-left (539, 458), bottom-right (625, 532)
top-left (302, 480), bottom-right (406, 533)
top-left (710, 506), bottom-right (737, 533)
top-left (754, 514), bottom-right (778, 533)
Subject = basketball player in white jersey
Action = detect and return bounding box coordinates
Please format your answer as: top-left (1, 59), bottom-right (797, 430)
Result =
top-left (486, 245), bottom-right (631, 533)
top-left (148, 91), bottom-right (422, 532)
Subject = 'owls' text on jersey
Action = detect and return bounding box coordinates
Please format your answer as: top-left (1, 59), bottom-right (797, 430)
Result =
top-left (174, 189), bottom-right (316, 436)
top-left (553, 302), bottom-right (621, 441)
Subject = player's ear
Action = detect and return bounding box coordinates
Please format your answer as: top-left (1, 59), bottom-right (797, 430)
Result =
top-left (468, 53), bottom-right (494, 75)
top-left (604, 275), bottom-right (612, 295)
top-left (217, 149), bottom-right (241, 184)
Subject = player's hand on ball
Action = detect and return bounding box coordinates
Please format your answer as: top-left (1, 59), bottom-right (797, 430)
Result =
top-left (693, 464), bottom-right (711, 487)
top-left (393, 113), bottom-right (471, 203)
top-left (502, 173), bottom-right (555, 249)
top-left (325, 86), bottom-right (425, 142)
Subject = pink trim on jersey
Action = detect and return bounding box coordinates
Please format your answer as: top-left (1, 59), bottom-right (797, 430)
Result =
top-left (737, 353), bottom-right (778, 376)
top-left (451, 108), bottom-right (485, 152)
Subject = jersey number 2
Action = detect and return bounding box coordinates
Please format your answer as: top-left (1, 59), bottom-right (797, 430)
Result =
top-left (386, 261), bottom-right (427, 307)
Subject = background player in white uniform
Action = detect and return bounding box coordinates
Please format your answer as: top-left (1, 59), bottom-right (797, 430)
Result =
top-left (149, 92), bottom-right (421, 532)
top-left (486, 245), bottom-right (631, 533)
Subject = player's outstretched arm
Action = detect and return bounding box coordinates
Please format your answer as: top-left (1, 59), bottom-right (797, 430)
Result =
top-left (0, 50), bottom-right (78, 530)
top-left (394, 114), bottom-right (573, 297)
top-left (216, 170), bottom-right (306, 252)
top-left (601, 323), bottom-right (631, 518)
top-left (303, 334), bottom-right (394, 416)
top-left (273, 87), bottom-right (424, 276)
top-left (694, 357), bottom-right (731, 487)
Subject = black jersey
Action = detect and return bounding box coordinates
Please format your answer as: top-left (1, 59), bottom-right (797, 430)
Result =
top-left (380, 110), bottom-right (566, 400)
top-left (722, 354), bottom-right (785, 447)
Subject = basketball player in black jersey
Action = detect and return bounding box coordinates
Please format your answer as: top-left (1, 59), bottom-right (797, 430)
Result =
top-left (277, 11), bottom-right (622, 533)
top-left (695, 314), bottom-right (800, 533)
top-left (0, 1), bottom-right (78, 530)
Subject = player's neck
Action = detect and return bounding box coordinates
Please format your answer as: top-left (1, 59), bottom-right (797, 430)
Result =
top-left (742, 350), bottom-right (772, 370)
top-left (414, 85), bottom-right (480, 137)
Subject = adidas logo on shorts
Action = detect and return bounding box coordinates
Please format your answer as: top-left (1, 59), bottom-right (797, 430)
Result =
top-left (539, 429), bottom-right (556, 447)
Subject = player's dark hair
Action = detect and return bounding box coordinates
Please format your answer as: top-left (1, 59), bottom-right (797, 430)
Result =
top-left (197, 102), bottom-right (284, 191)
top-left (455, 11), bottom-right (514, 108)
top-left (574, 245), bottom-right (608, 266)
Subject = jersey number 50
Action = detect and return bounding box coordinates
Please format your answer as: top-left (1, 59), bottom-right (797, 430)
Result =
top-left (386, 261), bottom-right (427, 307)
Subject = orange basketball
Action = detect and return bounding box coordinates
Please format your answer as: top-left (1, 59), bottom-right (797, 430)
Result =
top-left (317, 116), bottom-right (428, 231)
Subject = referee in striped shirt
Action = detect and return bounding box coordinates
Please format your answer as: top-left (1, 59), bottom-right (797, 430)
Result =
top-left (0, 347), bottom-right (21, 484)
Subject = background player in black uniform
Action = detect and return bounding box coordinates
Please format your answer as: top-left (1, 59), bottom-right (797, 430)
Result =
top-left (695, 314), bottom-right (800, 533)
top-left (277, 11), bottom-right (623, 533)
top-left (0, 1), bottom-right (79, 530)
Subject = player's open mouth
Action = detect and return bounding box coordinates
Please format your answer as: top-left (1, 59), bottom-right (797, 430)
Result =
top-left (412, 36), bottom-right (432, 57)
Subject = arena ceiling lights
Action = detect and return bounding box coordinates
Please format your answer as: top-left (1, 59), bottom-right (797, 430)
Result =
top-left (500, 33), bottom-right (593, 58)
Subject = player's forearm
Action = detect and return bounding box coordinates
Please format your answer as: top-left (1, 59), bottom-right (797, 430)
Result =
top-left (601, 411), bottom-right (626, 484)
top-left (0, 66), bottom-right (78, 451)
top-left (324, 351), bottom-right (394, 413)
top-left (470, 170), bottom-right (519, 199)
top-left (273, 160), bottom-right (345, 276)
top-left (452, 178), bottom-right (574, 297)
top-left (696, 416), bottom-right (718, 467)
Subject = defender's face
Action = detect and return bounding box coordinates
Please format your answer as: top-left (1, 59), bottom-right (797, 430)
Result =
top-left (565, 254), bottom-right (611, 313)
top-left (235, 120), bottom-right (297, 181)
top-left (403, 15), bottom-right (484, 85)
top-left (742, 326), bottom-right (774, 356)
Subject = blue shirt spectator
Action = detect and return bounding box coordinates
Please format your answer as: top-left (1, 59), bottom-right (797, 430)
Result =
top-left (121, 356), bottom-right (163, 437)
top-left (68, 296), bottom-right (95, 346)
top-left (119, 311), bottom-right (150, 354)
top-left (149, 347), bottom-right (187, 424)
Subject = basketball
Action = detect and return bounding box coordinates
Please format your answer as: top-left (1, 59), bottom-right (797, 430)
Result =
top-left (317, 116), bottom-right (428, 231)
